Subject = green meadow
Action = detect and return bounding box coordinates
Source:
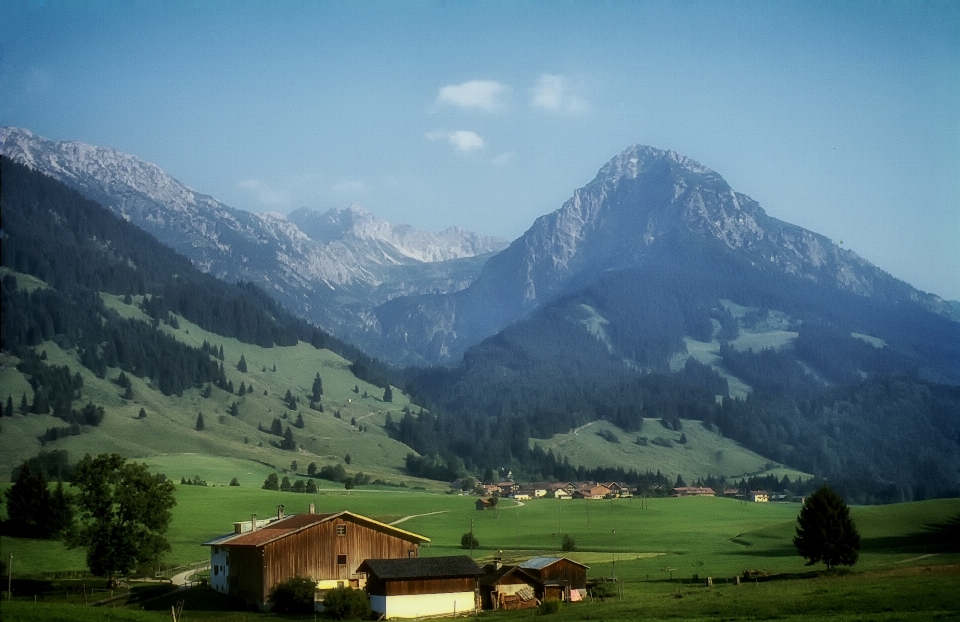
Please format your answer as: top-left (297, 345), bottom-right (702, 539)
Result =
top-left (2, 478), bottom-right (959, 620)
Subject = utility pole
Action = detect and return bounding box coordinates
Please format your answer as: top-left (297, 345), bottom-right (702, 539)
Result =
top-left (470, 519), bottom-right (475, 558)
top-left (612, 529), bottom-right (618, 580)
top-left (7, 552), bottom-right (11, 601)
top-left (516, 512), bottom-right (520, 546)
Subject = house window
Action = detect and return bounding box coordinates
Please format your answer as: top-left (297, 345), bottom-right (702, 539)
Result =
top-left (337, 581), bottom-right (345, 588)
top-left (337, 554), bottom-right (347, 565)
top-left (213, 566), bottom-right (218, 576)
top-left (336, 524), bottom-right (347, 536)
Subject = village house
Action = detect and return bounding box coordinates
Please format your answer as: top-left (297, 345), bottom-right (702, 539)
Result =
top-left (203, 506), bottom-right (429, 609)
top-left (600, 482), bottom-right (628, 498)
top-left (750, 490), bottom-right (770, 502)
top-left (496, 480), bottom-right (519, 496)
top-left (671, 486), bottom-right (716, 497)
top-left (358, 556), bottom-right (483, 619)
top-left (519, 484), bottom-right (548, 498)
top-left (573, 483), bottom-right (611, 500)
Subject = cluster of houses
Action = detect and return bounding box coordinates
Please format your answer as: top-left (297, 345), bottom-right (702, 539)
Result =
top-left (203, 504), bottom-right (588, 618)
top-left (472, 480), bottom-right (773, 506)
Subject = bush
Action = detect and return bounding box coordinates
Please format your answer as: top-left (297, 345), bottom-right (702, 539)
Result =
top-left (322, 586), bottom-right (371, 620)
top-left (460, 532), bottom-right (480, 549)
top-left (269, 576), bottom-right (316, 614)
top-left (538, 598), bottom-right (562, 615)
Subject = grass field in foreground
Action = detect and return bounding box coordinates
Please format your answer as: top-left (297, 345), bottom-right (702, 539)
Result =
top-left (2, 489), bottom-right (959, 621)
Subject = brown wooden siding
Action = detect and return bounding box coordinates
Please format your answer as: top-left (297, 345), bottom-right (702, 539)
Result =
top-left (226, 547), bottom-right (265, 605)
top-left (537, 560), bottom-right (586, 590)
top-left (252, 517), bottom-right (418, 603)
top-left (367, 577), bottom-right (477, 597)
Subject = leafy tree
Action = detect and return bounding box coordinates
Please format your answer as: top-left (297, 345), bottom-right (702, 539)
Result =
top-left (305, 479), bottom-right (318, 494)
top-left (322, 586), bottom-right (372, 620)
top-left (69, 454), bottom-right (176, 587)
top-left (794, 486), bottom-right (861, 570)
top-left (290, 460), bottom-right (298, 472)
top-left (344, 453), bottom-right (352, 465)
top-left (262, 473), bottom-right (280, 491)
top-left (229, 477), bottom-right (240, 486)
top-left (237, 354), bottom-right (247, 373)
top-left (307, 462), bottom-right (318, 476)
top-left (280, 476), bottom-right (292, 492)
top-left (269, 576), bottom-right (316, 614)
top-left (460, 532), bottom-right (480, 549)
top-left (561, 533), bottom-right (577, 552)
top-left (292, 479), bottom-right (306, 493)
top-left (195, 412), bottom-right (205, 431)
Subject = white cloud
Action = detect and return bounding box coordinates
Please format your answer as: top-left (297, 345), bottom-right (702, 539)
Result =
top-left (531, 73), bottom-right (588, 113)
top-left (436, 80), bottom-right (508, 112)
top-left (238, 178), bottom-right (291, 208)
top-left (427, 129), bottom-right (486, 152)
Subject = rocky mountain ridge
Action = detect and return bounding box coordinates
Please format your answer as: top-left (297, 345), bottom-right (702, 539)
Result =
top-left (375, 144), bottom-right (956, 363)
top-left (0, 126), bottom-right (507, 354)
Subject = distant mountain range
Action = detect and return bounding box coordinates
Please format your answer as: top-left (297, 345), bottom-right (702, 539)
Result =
top-left (0, 127), bottom-right (507, 362)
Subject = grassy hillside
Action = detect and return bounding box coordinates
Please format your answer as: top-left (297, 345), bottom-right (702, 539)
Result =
top-left (530, 418), bottom-right (809, 482)
top-left (0, 284), bottom-right (426, 483)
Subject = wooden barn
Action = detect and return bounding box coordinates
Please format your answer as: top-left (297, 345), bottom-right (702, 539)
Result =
top-left (203, 508), bottom-right (429, 609)
top-left (517, 556), bottom-right (588, 601)
top-left (357, 556), bottom-right (483, 619)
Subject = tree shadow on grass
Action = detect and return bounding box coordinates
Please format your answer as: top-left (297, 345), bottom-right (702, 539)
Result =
top-left (142, 584), bottom-right (254, 613)
top-left (860, 513), bottom-right (960, 554)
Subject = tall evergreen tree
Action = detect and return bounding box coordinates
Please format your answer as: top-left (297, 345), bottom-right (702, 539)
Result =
top-left (4, 462), bottom-right (54, 538)
top-left (195, 412), bottom-right (205, 431)
top-left (794, 486), bottom-right (861, 570)
top-left (237, 354), bottom-right (248, 373)
top-left (383, 385), bottom-right (393, 403)
top-left (312, 373), bottom-right (324, 400)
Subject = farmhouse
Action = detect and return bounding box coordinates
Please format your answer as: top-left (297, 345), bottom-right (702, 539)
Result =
top-left (573, 484), bottom-right (611, 500)
top-left (358, 556), bottom-right (482, 619)
top-left (203, 507), bottom-right (429, 609)
top-left (750, 490), bottom-right (770, 502)
top-left (671, 486), bottom-right (716, 497)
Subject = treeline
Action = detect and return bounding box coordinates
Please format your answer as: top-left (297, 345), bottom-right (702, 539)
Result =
top-left (0, 156), bottom-right (390, 382)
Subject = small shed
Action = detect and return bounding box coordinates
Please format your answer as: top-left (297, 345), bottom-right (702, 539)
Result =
top-left (358, 556), bottom-right (482, 619)
top-left (475, 498), bottom-right (494, 511)
top-left (517, 556), bottom-right (588, 601)
top-left (479, 563), bottom-right (540, 610)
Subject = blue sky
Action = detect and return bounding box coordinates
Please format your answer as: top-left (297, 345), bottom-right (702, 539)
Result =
top-left (3, 0), bottom-right (959, 300)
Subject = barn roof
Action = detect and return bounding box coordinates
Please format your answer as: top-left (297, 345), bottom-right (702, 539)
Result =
top-left (202, 511), bottom-right (430, 548)
top-left (359, 556), bottom-right (482, 580)
top-left (518, 556), bottom-right (589, 570)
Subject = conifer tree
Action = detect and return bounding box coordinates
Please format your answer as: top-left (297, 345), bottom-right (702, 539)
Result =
top-left (195, 412), bottom-right (205, 431)
top-left (294, 412), bottom-right (305, 428)
top-left (383, 385), bottom-right (393, 403)
top-left (237, 354), bottom-right (248, 373)
top-left (312, 373), bottom-right (324, 400)
top-left (794, 486), bottom-right (861, 570)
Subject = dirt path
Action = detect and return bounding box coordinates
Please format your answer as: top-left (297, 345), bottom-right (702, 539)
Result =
top-left (572, 421), bottom-right (595, 435)
top-left (892, 553), bottom-right (938, 564)
top-left (170, 565), bottom-right (209, 588)
top-left (390, 510), bottom-right (448, 525)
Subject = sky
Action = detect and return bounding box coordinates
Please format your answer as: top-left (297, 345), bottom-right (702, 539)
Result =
top-left (2, 0), bottom-right (959, 300)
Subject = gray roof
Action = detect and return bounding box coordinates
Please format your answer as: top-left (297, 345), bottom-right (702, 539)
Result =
top-left (519, 556), bottom-right (589, 570)
top-left (359, 556), bottom-right (482, 580)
